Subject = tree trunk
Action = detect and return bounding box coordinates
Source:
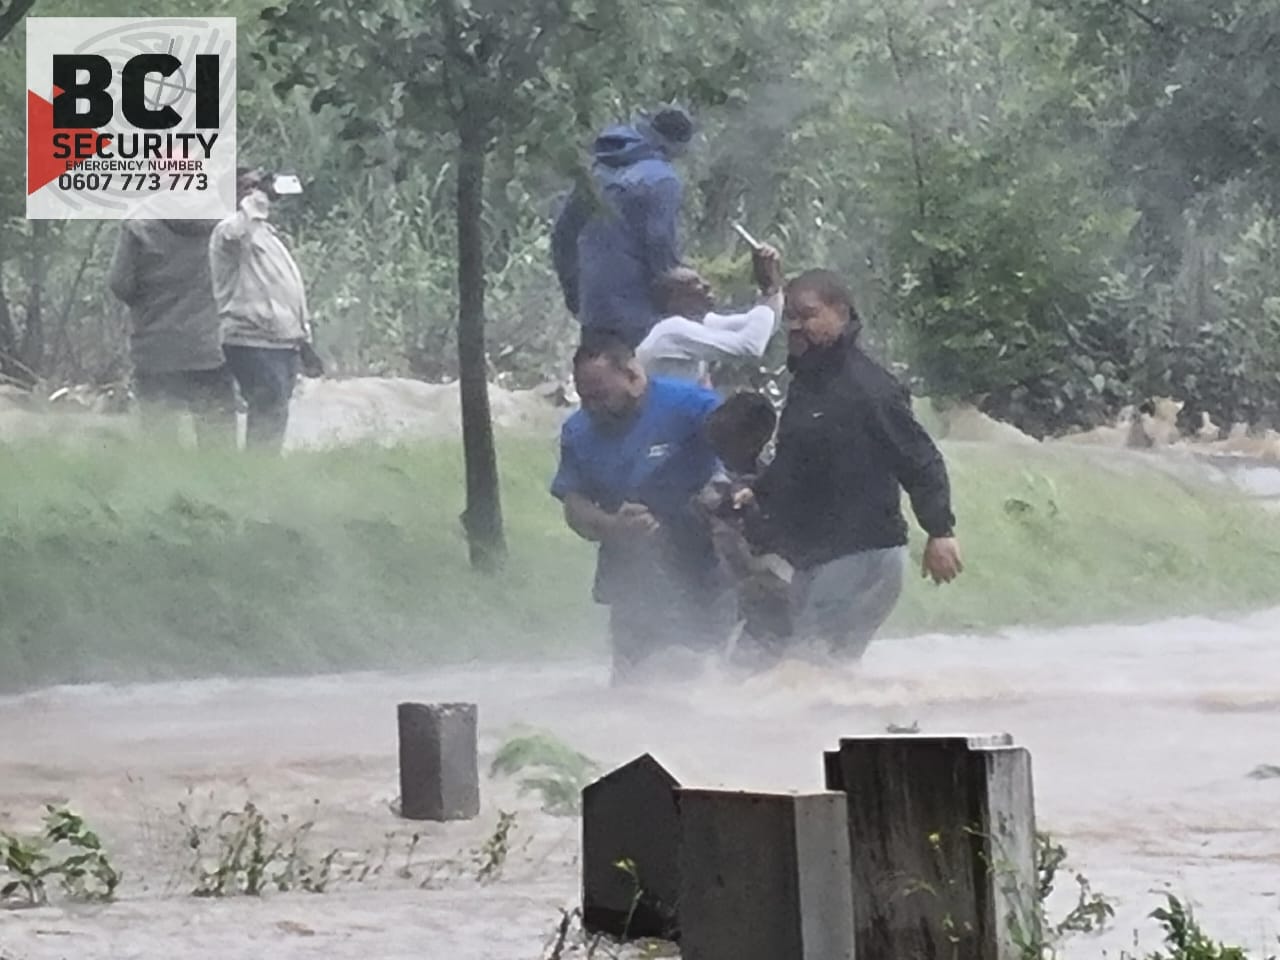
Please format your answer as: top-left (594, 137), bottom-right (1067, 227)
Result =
top-left (22, 220), bottom-right (48, 377)
top-left (0, 281), bottom-right (18, 384)
top-left (696, 153), bottom-right (742, 246)
top-left (455, 123), bottom-right (507, 572)
top-left (0, 230), bottom-right (15, 372)
top-left (0, 0), bottom-right (39, 47)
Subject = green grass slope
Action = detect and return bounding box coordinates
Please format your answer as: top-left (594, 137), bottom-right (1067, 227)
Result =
top-left (2, 435), bottom-right (1278, 692)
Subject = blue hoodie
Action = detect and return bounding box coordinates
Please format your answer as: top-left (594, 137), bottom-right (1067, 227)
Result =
top-left (551, 123), bottom-right (684, 345)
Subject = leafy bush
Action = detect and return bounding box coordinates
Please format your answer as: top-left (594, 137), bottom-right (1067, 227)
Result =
top-left (1, 806), bottom-right (121, 907)
top-left (1142, 894), bottom-right (1273, 960)
top-left (490, 730), bottom-right (601, 816)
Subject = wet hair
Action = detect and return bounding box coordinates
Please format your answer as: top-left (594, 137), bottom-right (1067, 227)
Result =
top-left (573, 329), bottom-right (636, 371)
top-left (652, 266), bottom-right (703, 314)
top-left (785, 268), bottom-right (862, 337)
top-left (707, 392), bottom-right (777, 460)
top-left (650, 107), bottom-right (694, 145)
top-left (236, 166), bottom-right (263, 194)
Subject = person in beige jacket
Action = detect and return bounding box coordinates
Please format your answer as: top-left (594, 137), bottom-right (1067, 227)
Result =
top-left (209, 167), bottom-right (321, 453)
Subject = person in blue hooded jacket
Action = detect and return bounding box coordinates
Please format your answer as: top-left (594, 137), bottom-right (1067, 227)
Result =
top-left (551, 107), bottom-right (694, 348)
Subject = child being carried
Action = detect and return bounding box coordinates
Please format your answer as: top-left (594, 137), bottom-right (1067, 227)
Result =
top-left (697, 391), bottom-right (794, 669)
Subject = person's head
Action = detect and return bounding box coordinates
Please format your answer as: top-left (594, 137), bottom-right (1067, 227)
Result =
top-left (707, 391), bottom-right (777, 474)
top-left (654, 265), bottom-right (714, 319)
top-left (236, 165), bottom-right (264, 204)
top-left (637, 105), bottom-right (695, 159)
top-left (783, 269), bottom-right (861, 358)
top-left (573, 330), bottom-right (648, 427)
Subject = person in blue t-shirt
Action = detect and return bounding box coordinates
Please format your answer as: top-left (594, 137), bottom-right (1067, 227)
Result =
top-left (551, 330), bottom-right (732, 684)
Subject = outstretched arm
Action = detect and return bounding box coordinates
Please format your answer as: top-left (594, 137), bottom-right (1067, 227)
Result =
top-left (641, 310), bottom-right (778, 365)
top-left (691, 241), bottom-right (783, 352)
top-left (701, 288), bottom-right (782, 353)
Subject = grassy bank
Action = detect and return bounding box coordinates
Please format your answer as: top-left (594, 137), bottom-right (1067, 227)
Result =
top-left (2, 433), bottom-right (1280, 692)
top-left (889, 442), bottom-right (1280, 635)
top-left (0, 433), bottom-right (599, 693)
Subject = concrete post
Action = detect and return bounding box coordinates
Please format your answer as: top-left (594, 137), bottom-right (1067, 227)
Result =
top-left (677, 789), bottom-right (855, 960)
top-left (581, 753), bottom-right (682, 941)
top-left (825, 734), bottom-right (1038, 960)
top-left (396, 702), bottom-right (479, 821)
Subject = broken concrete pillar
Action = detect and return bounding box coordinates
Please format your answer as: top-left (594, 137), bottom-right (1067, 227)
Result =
top-left (581, 753), bottom-right (681, 941)
top-left (396, 702), bottom-right (479, 821)
top-left (677, 789), bottom-right (855, 960)
top-left (825, 734), bottom-right (1038, 960)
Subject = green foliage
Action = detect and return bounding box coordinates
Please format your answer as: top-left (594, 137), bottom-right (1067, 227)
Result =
top-left (1141, 895), bottom-right (1273, 960)
top-left (0, 832), bottom-right (47, 906)
top-left (1035, 832), bottom-right (1116, 940)
top-left (1, 806), bottom-right (121, 906)
top-left (473, 811), bottom-right (518, 884)
top-left (614, 857), bottom-right (643, 938)
top-left (1084, 189), bottom-right (1280, 431)
top-left (2, 0), bottom-right (1279, 437)
top-left (183, 800), bottom-right (337, 897)
top-left (1021, 837), bottom-right (1268, 960)
top-left (491, 730), bottom-right (600, 816)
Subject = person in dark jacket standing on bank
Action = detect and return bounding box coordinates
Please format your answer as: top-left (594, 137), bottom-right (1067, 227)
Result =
top-left (551, 107), bottom-right (694, 348)
top-left (751, 269), bottom-right (963, 661)
top-left (108, 217), bottom-right (236, 448)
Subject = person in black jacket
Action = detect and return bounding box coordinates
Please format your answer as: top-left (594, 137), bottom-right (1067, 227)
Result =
top-left (749, 268), bottom-right (963, 661)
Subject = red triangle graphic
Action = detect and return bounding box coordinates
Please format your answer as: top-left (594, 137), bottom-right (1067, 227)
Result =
top-left (27, 86), bottom-right (113, 196)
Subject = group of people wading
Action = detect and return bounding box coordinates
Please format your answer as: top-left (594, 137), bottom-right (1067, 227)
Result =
top-left (549, 106), bottom-right (964, 685)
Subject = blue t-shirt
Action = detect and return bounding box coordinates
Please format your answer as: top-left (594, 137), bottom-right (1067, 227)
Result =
top-left (551, 377), bottom-right (723, 604)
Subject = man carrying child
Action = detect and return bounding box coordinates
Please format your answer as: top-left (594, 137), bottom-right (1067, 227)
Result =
top-left (697, 268), bottom-right (964, 669)
top-left (697, 392), bottom-right (794, 667)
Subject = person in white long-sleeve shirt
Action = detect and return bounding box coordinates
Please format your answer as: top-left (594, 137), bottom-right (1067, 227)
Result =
top-left (636, 243), bottom-right (785, 385)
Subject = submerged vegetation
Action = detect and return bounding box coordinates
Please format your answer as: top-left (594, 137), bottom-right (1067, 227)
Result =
top-left (1, 807), bottom-right (120, 907)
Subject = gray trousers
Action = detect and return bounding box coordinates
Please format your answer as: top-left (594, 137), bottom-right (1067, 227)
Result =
top-left (790, 546), bottom-right (907, 661)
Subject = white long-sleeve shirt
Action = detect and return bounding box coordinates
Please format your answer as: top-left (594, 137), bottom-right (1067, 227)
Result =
top-left (636, 292), bottom-right (783, 383)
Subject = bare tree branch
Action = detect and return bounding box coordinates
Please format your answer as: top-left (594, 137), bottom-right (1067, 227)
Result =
top-left (1112, 0), bottom-right (1165, 33)
top-left (0, 0), bottom-right (38, 47)
top-left (52, 221), bottom-right (105, 370)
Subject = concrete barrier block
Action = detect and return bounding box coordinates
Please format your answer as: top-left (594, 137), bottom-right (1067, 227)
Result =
top-left (581, 753), bottom-right (681, 941)
top-left (678, 789), bottom-right (855, 960)
top-left (396, 702), bottom-right (479, 821)
top-left (825, 733), bottom-right (1038, 960)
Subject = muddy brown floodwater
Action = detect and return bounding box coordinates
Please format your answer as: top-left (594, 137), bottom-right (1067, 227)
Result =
top-left (3, 611), bottom-right (1280, 960)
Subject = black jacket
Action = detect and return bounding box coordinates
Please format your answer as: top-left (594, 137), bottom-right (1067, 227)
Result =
top-left (752, 337), bottom-right (955, 570)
